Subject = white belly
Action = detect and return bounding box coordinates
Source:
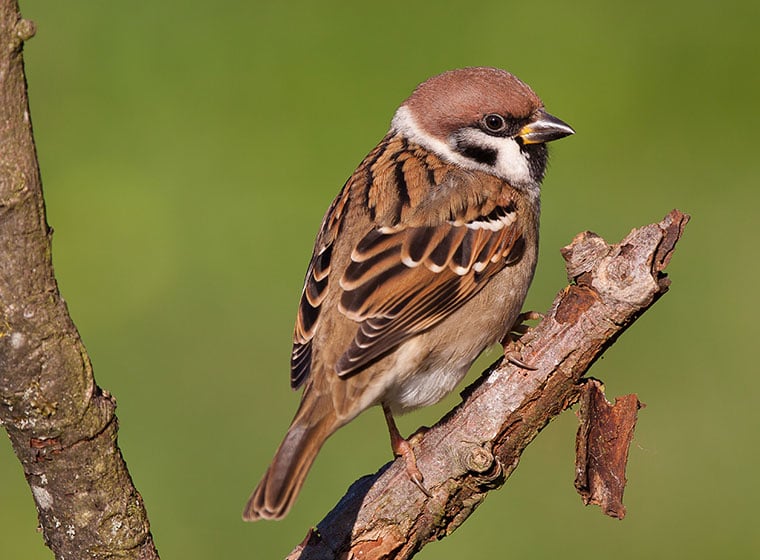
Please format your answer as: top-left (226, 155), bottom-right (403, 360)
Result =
top-left (383, 338), bottom-right (477, 412)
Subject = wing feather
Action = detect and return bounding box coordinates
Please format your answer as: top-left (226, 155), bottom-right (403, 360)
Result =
top-left (290, 179), bottom-right (353, 389)
top-left (335, 210), bottom-right (524, 377)
top-left (290, 134), bottom-right (528, 388)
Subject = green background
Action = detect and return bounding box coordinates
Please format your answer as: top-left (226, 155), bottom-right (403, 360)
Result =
top-left (2, 1), bottom-right (758, 558)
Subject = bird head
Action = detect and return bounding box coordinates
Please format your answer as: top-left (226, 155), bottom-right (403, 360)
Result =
top-left (391, 67), bottom-right (574, 188)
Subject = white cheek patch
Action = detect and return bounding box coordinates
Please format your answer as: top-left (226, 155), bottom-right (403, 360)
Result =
top-left (390, 105), bottom-right (535, 187)
top-left (493, 137), bottom-right (532, 185)
top-left (451, 128), bottom-right (533, 186)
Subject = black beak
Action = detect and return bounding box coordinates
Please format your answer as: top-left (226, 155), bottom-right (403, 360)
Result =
top-left (518, 109), bottom-right (575, 144)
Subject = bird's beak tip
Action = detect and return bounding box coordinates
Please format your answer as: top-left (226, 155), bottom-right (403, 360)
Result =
top-left (518, 110), bottom-right (575, 145)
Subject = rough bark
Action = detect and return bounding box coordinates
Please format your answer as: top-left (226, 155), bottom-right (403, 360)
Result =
top-left (0, 1), bottom-right (159, 558)
top-left (289, 210), bottom-right (689, 559)
top-left (574, 379), bottom-right (642, 519)
top-left (0, 1), bottom-right (689, 558)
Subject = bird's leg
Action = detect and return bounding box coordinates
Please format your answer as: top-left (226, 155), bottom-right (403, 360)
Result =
top-left (382, 404), bottom-right (432, 497)
top-left (502, 311), bottom-right (544, 370)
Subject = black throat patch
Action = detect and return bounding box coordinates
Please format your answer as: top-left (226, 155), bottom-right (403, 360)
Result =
top-left (522, 142), bottom-right (549, 183)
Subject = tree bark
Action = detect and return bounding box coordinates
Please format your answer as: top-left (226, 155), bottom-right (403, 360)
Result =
top-left (0, 2), bottom-right (159, 558)
top-left (288, 210), bottom-right (689, 559)
top-left (0, 2), bottom-right (689, 559)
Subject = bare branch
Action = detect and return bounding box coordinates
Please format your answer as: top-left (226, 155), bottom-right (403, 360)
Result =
top-left (0, 1), bottom-right (159, 558)
top-left (289, 210), bottom-right (689, 559)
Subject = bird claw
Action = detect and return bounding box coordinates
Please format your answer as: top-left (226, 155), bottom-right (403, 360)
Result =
top-left (502, 310), bottom-right (543, 370)
top-left (518, 310), bottom-right (544, 323)
top-left (408, 466), bottom-right (433, 498)
top-left (502, 310), bottom-right (543, 343)
top-left (383, 405), bottom-right (432, 497)
top-left (391, 426), bottom-right (432, 497)
top-left (506, 355), bottom-right (538, 370)
top-left (394, 436), bottom-right (432, 497)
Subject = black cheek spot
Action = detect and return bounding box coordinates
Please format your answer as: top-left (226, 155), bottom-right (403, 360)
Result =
top-left (456, 142), bottom-right (498, 167)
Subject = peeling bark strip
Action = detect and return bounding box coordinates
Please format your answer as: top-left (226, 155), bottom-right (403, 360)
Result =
top-left (290, 210), bottom-right (689, 560)
top-left (574, 379), bottom-right (642, 519)
top-left (0, 2), bottom-right (159, 559)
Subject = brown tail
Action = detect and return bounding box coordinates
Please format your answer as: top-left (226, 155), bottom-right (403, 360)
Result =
top-left (243, 395), bottom-right (337, 521)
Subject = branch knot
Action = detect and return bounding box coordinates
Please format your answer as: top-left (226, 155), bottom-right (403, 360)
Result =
top-left (14, 18), bottom-right (36, 43)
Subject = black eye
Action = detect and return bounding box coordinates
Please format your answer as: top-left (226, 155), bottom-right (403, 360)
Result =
top-left (483, 113), bottom-right (507, 133)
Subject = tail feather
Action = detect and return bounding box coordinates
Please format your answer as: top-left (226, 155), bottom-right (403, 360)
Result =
top-left (243, 399), bottom-right (336, 521)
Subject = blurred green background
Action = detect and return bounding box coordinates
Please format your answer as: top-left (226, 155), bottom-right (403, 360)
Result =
top-left (2, 0), bottom-right (758, 558)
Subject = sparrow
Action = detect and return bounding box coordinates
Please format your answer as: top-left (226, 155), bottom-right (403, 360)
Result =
top-left (243, 67), bottom-right (574, 521)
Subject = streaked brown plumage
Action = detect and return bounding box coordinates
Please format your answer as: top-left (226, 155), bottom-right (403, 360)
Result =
top-left (244, 67), bottom-right (574, 521)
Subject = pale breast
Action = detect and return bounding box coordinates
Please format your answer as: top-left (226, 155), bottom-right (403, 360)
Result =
top-left (381, 245), bottom-right (536, 414)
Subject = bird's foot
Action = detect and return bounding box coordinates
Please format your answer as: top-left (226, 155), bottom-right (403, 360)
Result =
top-left (393, 435), bottom-right (432, 498)
top-left (502, 311), bottom-right (543, 370)
top-left (503, 310), bottom-right (543, 343)
top-left (383, 405), bottom-right (432, 497)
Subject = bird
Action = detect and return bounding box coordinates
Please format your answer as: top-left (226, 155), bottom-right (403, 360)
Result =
top-left (243, 66), bottom-right (574, 521)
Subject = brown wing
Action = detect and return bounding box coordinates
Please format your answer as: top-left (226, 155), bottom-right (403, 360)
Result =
top-left (335, 201), bottom-right (525, 377)
top-left (290, 181), bottom-right (352, 389)
top-left (291, 133), bottom-right (527, 386)
top-left (290, 132), bottom-right (401, 389)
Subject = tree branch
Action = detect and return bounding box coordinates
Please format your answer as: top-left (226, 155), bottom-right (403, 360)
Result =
top-left (0, 3), bottom-right (689, 557)
top-left (0, 2), bottom-right (159, 558)
top-left (289, 209), bottom-right (689, 559)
